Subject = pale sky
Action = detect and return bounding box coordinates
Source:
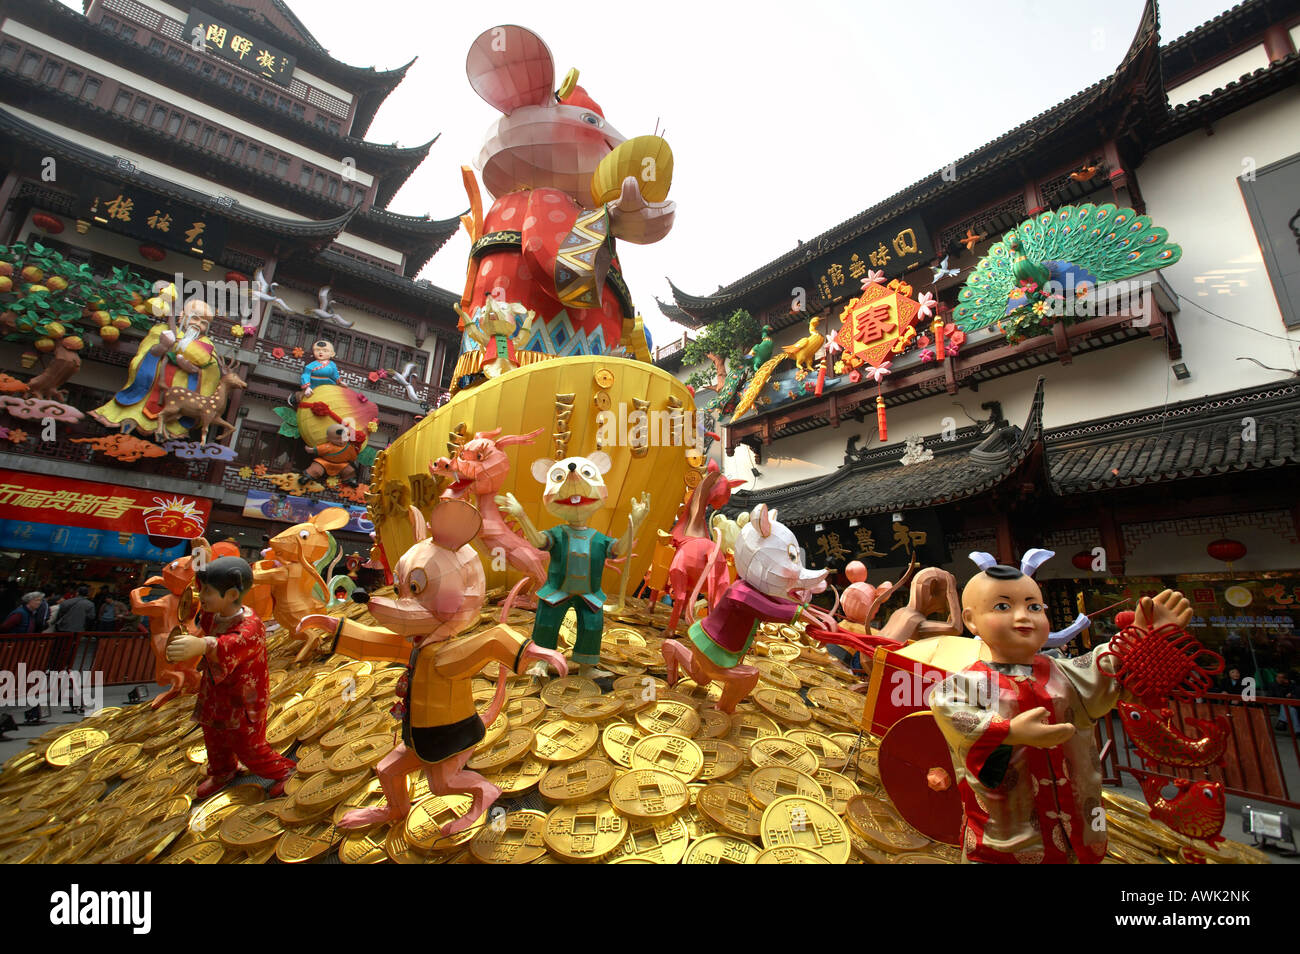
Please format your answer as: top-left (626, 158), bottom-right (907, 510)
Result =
top-left (75, 0), bottom-right (1238, 344)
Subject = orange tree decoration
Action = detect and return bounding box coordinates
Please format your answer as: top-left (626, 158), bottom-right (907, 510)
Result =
top-left (0, 241), bottom-right (154, 401)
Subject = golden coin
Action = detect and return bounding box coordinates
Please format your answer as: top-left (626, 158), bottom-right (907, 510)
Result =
top-left (142, 716), bottom-right (199, 754)
top-left (294, 743), bottom-right (332, 775)
top-left (725, 711), bottom-right (782, 747)
top-left (385, 824), bottom-right (434, 864)
top-left (808, 686), bottom-right (867, 717)
top-left (470, 809), bottom-right (549, 864)
top-left (609, 769), bottom-right (689, 819)
top-left (160, 840), bottom-right (226, 864)
top-left (294, 769), bottom-right (369, 809)
top-left (760, 795), bottom-right (851, 863)
top-left (325, 733), bottom-right (393, 774)
top-left (601, 722), bottom-right (644, 767)
top-left (503, 696), bottom-right (547, 728)
top-left (698, 783), bottom-right (764, 837)
top-left (189, 783), bottom-right (264, 836)
top-left (630, 734), bottom-right (704, 781)
top-left (218, 804), bottom-right (282, 848)
top-left (751, 658), bottom-right (801, 691)
top-left (784, 729), bottom-right (849, 770)
top-left (606, 628), bottom-right (648, 648)
top-left (43, 819), bottom-right (104, 863)
top-left (844, 794), bottom-right (930, 853)
top-left (540, 759), bottom-right (616, 804)
top-left (21, 766), bottom-right (91, 808)
top-left (318, 710), bottom-right (383, 750)
top-left (855, 745), bottom-right (881, 782)
top-left (748, 736), bottom-right (819, 775)
top-left (479, 709), bottom-right (509, 748)
top-left (755, 845), bottom-right (832, 863)
top-left (696, 738), bottom-right (745, 781)
top-left (617, 645), bottom-right (661, 668)
top-left (814, 768), bottom-right (862, 814)
top-left (896, 852), bottom-right (952, 864)
top-left (544, 799), bottom-right (628, 862)
top-left (682, 832), bottom-right (760, 864)
top-left (594, 367), bottom-right (616, 389)
top-left (752, 687), bottom-right (812, 725)
top-left (331, 778), bottom-right (385, 825)
top-left (746, 766), bottom-right (825, 809)
top-left (613, 673), bottom-right (666, 694)
top-left (792, 665), bottom-right (843, 689)
top-left (539, 675), bottom-right (602, 708)
top-left (83, 742), bottom-right (142, 782)
top-left (406, 793), bottom-right (487, 852)
top-left (502, 673), bottom-right (544, 699)
top-left (467, 726), bottom-right (535, 771)
top-left (531, 719), bottom-right (599, 763)
top-left (635, 700), bottom-right (701, 738)
top-left (610, 686), bottom-right (656, 715)
top-left (562, 695), bottom-right (625, 722)
top-left (339, 827), bottom-right (391, 864)
top-left (697, 708), bottom-right (732, 739)
top-left (44, 727), bottom-right (110, 767)
top-left (274, 819), bottom-right (339, 863)
top-left (0, 839), bottom-right (45, 864)
top-left (264, 699), bottom-right (319, 750)
top-left (604, 815), bottom-right (689, 864)
top-left (482, 756), bottom-right (548, 796)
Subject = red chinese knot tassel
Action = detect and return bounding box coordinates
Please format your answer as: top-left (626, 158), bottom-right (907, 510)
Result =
top-left (932, 317), bottom-right (945, 354)
top-left (876, 394), bottom-right (887, 441)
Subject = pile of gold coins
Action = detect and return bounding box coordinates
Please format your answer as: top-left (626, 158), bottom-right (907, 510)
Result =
top-left (0, 594), bottom-right (1271, 864)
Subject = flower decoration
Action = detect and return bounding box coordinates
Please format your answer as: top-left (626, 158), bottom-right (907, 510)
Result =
top-left (326, 476), bottom-right (340, 488)
top-left (367, 371), bottom-right (380, 382)
top-left (1076, 282), bottom-right (1091, 298)
top-left (919, 348), bottom-right (936, 363)
top-left (1018, 280), bottom-right (1039, 295)
top-left (834, 360), bottom-right (846, 375)
top-left (917, 334), bottom-right (931, 349)
top-left (945, 342), bottom-right (961, 357)
top-left (862, 270), bottom-right (887, 289)
top-left (915, 291), bottom-right (937, 320)
top-left (271, 347), bottom-right (286, 360)
top-left (292, 346), bottom-right (304, 359)
top-left (1032, 300), bottom-right (1051, 317)
top-left (948, 328), bottom-right (966, 347)
top-left (238, 466), bottom-right (253, 479)
top-left (230, 325), bottom-right (245, 338)
top-left (366, 420), bottom-right (378, 433)
top-left (8, 429), bottom-right (29, 443)
top-left (253, 464), bottom-right (268, 477)
top-left (848, 370), bottom-right (861, 384)
top-left (864, 361), bottom-right (892, 384)
top-left (241, 324), bottom-right (257, 337)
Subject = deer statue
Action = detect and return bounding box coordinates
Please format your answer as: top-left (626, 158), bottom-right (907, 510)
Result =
top-left (158, 349), bottom-right (247, 444)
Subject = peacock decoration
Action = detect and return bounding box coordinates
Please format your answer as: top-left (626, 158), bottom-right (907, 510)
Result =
top-left (953, 202), bottom-right (1182, 343)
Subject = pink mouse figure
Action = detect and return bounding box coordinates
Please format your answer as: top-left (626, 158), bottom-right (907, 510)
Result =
top-left (662, 504), bottom-right (835, 712)
top-left (433, 426), bottom-right (550, 608)
top-left (458, 24), bottom-right (675, 357)
top-left (295, 499), bottom-right (566, 836)
top-left (664, 462), bottom-right (746, 637)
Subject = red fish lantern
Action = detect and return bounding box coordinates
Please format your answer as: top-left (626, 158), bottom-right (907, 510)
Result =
top-left (1206, 538), bottom-right (1245, 567)
top-left (138, 244), bottom-right (166, 262)
top-left (32, 213), bottom-right (64, 234)
top-left (1071, 551), bottom-right (1093, 571)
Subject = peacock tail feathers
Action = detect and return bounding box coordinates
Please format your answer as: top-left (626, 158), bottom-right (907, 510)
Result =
top-left (954, 203), bottom-right (1182, 333)
top-left (729, 354), bottom-right (789, 421)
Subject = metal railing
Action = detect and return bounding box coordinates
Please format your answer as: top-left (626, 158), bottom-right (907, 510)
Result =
top-left (0, 631), bottom-right (156, 688)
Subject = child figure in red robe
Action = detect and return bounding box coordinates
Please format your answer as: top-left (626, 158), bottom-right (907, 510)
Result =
top-left (930, 551), bottom-right (1191, 863)
top-left (166, 556), bottom-right (295, 798)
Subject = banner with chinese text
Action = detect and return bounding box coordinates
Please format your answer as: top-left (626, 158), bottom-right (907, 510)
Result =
top-left (184, 10), bottom-right (296, 87)
top-left (808, 214), bottom-right (931, 306)
top-left (793, 510), bottom-right (947, 572)
top-left (0, 469), bottom-right (211, 539)
top-left (79, 179), bottom-right (228, 259)
top-left (0, 521), bottom-right (187, 561)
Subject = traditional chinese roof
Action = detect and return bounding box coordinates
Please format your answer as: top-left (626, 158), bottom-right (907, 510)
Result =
top-left (0, 105), bottom-right (359, 248)
top-left (1159, 0), bottom-right (1297, 81)
top-left (1047, 379), bottom-right (1300, 494)
top-left (297, 248), bottom-right (462, 326)
top-left (726, 379), bottom-right (1046, 526)
top-left (663, 2), bottom-right (1166, 326)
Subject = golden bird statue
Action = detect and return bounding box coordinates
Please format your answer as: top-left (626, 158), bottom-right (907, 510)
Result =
top-left (781, 316), bottom-right (825, 373)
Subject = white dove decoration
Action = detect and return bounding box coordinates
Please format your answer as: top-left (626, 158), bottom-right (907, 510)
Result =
top-left (310, 286), bottom-right (354, 328)
top-left (931, 255), bottom-right (960, 284)
top-left (250, 268), bottom-right (293, 324)
top-left (387, 362), bottom-right (421, 402)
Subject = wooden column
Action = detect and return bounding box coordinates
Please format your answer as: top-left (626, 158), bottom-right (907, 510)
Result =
top-left (1264, 24), bottom-right (1296, 63)
top-left (1098, 507), bottom-right (1127, 577)
top-left (995, 508), bottom-right (1015, 565)
top-left (0, 172), bottom-right (24, 242)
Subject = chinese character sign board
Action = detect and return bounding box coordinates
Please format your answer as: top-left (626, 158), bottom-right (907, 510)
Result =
top-left (809, 215), bottom-right (930, 305)
top-left (793, 511), bottom-right (947, 571)
top-left (0, 470), bottom-right (211, 540)
top-left (836, 283), bottom-right (923, 370)
top-left (79, 179), bottom-right (227, 259)
top-left (184, 10), bottom-right (296, 87)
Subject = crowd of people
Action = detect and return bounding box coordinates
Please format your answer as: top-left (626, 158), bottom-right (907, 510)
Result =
top-left (0, 583), bottom-right (138, 634)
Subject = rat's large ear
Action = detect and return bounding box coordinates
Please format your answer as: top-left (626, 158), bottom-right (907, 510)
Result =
top-left (588, 451), bottom-right (612, 474)
top-left (466, 25), bottom-right (556, 114)
top-left (751, 504), bottom-right (772, 538)
top-left (531, 458), bottom-right (556, 484)
top-left (428, 499), bottom-right (482, 552)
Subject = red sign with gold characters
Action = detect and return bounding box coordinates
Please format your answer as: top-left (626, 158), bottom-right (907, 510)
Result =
top-left (0, 470), bottom-right (210, 539)
top-left (836, 282), bottom-right (922, 370)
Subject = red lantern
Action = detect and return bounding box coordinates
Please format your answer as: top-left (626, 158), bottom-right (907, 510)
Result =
top-left (1206, 539), bottom-right (1246, 565)
top-left (32, 213), bottom-right (64, 234)
top-left (225, 271), bottom-right (248, 284)
top-left (138, 244), bottom-right (166, 262)
top-left (1071, 551), bottom-right (1094, 571)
